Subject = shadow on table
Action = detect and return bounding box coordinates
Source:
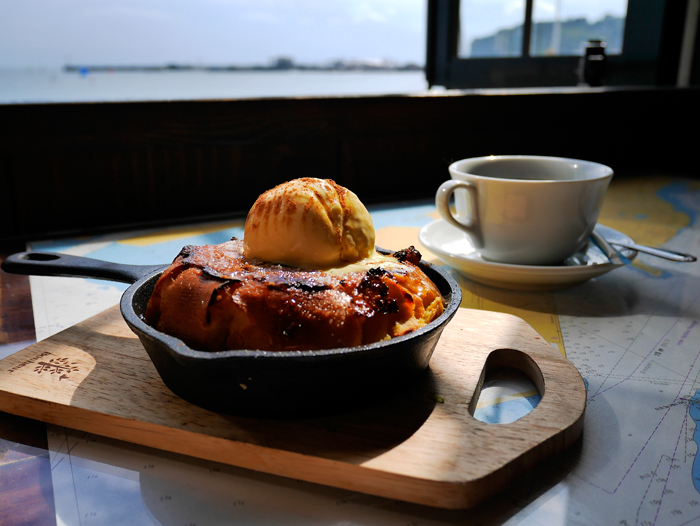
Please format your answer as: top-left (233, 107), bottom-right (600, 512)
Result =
top-left (465, 265), bottom-right (700, 320)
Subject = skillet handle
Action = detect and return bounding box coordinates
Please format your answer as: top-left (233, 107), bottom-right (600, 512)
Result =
top-left (1, 251), bottom-right (164, 285)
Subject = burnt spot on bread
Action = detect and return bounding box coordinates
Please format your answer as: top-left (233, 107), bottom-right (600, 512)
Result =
top-left (265, 281), bottom-right (331, 294)
top-left (356, 272), bottom-right (399, 316)
top-left (367, 266), bottom-right (389, 277)
top-left (290, 281), bottom-right (331, 293)
top-left (393, 246), bottom-right (422, 265)
top-left (175, 245), bottom-right (195, 261)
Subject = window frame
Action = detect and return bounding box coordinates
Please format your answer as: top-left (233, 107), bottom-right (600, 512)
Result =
top-left (426, 0), bottom-right (684, 89)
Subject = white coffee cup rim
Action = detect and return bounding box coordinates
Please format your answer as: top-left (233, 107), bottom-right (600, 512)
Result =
top-left (449, 155), bottom-right (613, 183)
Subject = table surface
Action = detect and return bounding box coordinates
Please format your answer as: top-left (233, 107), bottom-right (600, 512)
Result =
top-left (1, 174), bottom-right (699, 526)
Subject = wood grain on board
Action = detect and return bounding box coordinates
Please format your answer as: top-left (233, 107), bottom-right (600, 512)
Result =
top-left (0, 306), bottom-right (586, 509)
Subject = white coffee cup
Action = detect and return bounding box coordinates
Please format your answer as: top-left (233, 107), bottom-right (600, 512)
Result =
top-left (436, 155), bottom-right (613, 265)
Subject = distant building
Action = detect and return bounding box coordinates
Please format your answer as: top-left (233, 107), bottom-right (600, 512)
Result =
top-left (271, 56), bottom-right (295, 70)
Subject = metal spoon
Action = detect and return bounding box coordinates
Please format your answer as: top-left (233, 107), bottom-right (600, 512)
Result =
top-left (608, 240), bottom-right (696, 262)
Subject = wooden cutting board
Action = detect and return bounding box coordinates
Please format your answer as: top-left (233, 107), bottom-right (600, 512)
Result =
top-left (0, 306), bottom-right (585, 509)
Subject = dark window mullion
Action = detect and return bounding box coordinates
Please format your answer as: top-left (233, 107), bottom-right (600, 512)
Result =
top-left (426, 0), bottom-right (461, 88)
top-left (522, 0), bottom-right (535, 57)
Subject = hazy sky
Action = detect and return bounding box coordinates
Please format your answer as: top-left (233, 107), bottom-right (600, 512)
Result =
top-left (0, 0), bottom-right (627, 69)
top-left (0, 0), bottom-right (426, 68)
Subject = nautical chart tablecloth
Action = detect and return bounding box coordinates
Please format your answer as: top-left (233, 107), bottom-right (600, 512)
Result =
top-left (14, 176), bottom-right (700, 525)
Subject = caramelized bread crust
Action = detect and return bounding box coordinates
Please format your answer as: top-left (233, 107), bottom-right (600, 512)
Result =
top-left (145, 239), bottom-right (444, 352)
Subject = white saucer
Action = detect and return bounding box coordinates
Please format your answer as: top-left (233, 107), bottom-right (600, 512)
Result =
top-left (419, 220), bottom-right (638, 291)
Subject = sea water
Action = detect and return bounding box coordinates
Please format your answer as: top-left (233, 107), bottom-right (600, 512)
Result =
top-left (0, 68), bottom-right (429, 104)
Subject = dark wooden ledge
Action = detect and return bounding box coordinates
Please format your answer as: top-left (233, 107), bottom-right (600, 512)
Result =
top-left (1, 87), bottom-right (698, 244)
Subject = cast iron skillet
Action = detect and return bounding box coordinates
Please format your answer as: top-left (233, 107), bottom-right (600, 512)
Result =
top-left (2, 249), bottom-right (461, 418)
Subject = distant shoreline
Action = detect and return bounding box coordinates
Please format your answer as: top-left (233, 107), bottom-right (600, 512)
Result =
top-left (64, 63), bottom-right (424, 73)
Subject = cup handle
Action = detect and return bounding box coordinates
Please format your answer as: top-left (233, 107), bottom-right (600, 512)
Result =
top-left (436, 180), bottom-right (483, 248)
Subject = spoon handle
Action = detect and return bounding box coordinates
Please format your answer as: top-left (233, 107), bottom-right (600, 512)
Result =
top-left (609, 241), bottom-right (697, 262)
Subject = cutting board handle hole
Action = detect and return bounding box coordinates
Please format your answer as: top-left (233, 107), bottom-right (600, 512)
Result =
top-left (471, 348), bottom-right (543, 425)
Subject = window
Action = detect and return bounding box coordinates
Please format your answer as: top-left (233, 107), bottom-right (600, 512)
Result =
top-left (458, 0), bottom-right (627, 60)
top-left (426, 0), bottom-right (694, 88)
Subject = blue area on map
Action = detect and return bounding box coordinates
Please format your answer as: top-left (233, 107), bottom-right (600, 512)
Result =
top-left (628, 263), bottom-right (674, 280)
top-left (689, 390), bottom-right (700, 494)
top-left (473, 394), bottom-right (542, 425)
top-left (614, 180), bottom-right (700, 281)
top-left (89, 227), bottom-right (244, 266)
top-left (656, 181), bottom-right (699, 227)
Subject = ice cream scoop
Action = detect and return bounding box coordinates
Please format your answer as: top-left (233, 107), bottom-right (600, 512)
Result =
top-left (244, 178), bottom-right (375, 269)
